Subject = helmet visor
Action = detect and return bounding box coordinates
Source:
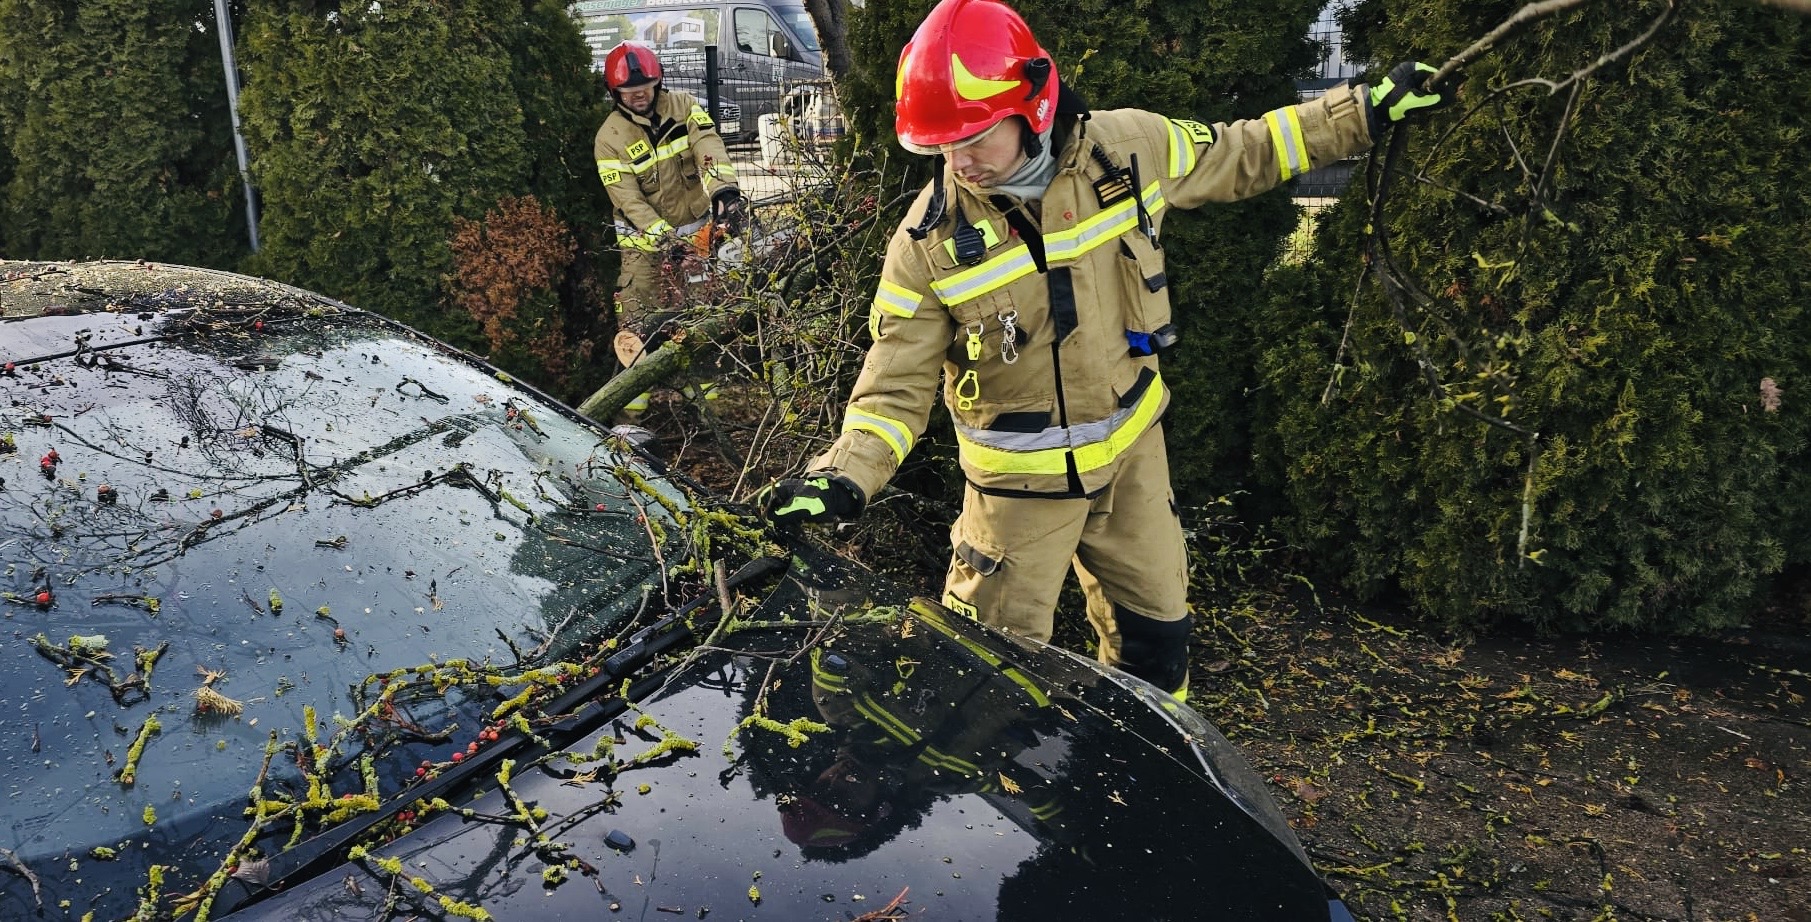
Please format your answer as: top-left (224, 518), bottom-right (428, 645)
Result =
top-left (899, 116), bottom-right (1006, 156)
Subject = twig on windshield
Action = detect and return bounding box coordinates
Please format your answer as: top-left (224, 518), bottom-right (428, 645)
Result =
top-left (621, 485), bottom-right (670, 604)
top-left (527, 605), bottom-right (588, 662)
top-left (0, 846), bottom-right (42, 911)
top-left (496, 627), bottom-right (527, 666)
top-left (715, 560), bottom-right (734, 620)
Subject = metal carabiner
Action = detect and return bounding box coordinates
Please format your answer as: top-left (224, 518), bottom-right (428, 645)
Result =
top-left (997, 310), bottom-right (1020, 365)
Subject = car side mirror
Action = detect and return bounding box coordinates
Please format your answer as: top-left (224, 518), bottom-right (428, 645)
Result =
top-left (769, 32), bottom-right (793, 60)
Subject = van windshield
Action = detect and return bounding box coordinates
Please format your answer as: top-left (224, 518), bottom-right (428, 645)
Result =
top-left (770, 2), bottom-right (822, 53)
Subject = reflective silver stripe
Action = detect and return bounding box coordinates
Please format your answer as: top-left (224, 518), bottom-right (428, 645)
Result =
top-left (1264, 107), bottom-right (1309, 180)
top-left (672, 216), bottom-right (709, 236)
top-left (844, 407), bottom-right (914, 462)
top-left (615, 137), bottom-right (694, 175)
top-left (874, 279), bottom-right (923, 318)
top-left (932, 184), bottom-right (1169, 301)
top-left (1142, 179), bottom-right (1166, 215)
top-left (929, 247), bottom-right (1039, 306)
top-left (1166, 120), bottom-right (1195, 178)
top-left (1043, 182), bottom-right (1165, 265)
top-left (956, 397), bottom-right (1144, 452)
top-left (597, 159), bottom-right (630, 171)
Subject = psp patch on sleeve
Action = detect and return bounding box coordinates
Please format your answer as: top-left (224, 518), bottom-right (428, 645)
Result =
top-left (1174, 118), bottom-right (1215, 144)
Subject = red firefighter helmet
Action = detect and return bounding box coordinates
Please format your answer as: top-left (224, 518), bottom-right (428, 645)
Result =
top-left (604, 42), bottom-right (663, 91)
top-left (894, 0), bottom-right (1058, 154)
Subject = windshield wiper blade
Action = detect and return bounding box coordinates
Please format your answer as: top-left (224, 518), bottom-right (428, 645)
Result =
top-left (213, 554), bottom-right (788, 917)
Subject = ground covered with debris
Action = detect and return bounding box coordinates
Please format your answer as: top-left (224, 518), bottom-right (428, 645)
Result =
top-left (638, 397), bottom-right (1811, 922)
top-left (1185, 581), bottom-right (1810, 922)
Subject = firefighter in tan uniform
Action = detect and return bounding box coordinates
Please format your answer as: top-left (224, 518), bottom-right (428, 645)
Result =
top-left (594, 41), bottom-right (743, 414)
top-left (760, 0), bottom-right (1450, 698)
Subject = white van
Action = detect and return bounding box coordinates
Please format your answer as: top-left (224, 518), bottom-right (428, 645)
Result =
top-left (572, 0), bottom-right (829, 141)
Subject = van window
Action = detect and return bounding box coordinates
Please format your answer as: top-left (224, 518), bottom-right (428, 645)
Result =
top-left (768, 2), bottom-right (821, 53)
top-left (576, 6), bottom-right (723, 56)
top-left (733, 7), bottom-right (794, 59)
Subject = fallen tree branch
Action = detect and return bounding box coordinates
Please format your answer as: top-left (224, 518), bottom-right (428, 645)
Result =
top-left (576, 312), bottom-right (734, 422)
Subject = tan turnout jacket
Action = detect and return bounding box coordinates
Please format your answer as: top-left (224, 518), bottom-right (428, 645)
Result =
top-left (593, 88), bottom-right (739, 253)
top-left (811, 85), bottom-right (1376, 499)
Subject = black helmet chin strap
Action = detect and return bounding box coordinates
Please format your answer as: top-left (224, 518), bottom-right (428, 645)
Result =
top-left (907, 155), bottom-right (949, 241)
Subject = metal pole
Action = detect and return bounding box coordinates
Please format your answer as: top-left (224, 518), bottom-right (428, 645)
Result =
top-left (704, 44), bottom-right (720, 132)
top-left (213, 0), bottom-right (260, 252)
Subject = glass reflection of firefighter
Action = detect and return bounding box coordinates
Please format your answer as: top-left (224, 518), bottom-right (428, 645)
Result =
top-left (777, 604), bottom-right (1076, 857)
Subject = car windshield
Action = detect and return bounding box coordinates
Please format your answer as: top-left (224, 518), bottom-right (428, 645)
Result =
top-left (0, 275), bottom-right (692, 911)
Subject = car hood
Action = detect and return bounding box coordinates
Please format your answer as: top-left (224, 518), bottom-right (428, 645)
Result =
top-left (226, 590), bottom-right (1335, 921)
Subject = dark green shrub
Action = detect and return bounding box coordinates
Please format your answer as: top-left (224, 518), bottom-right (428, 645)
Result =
top-left (1261, 1), bottom-right (1811, 632)
top-left (0, 0), bottom-right (248, 265)
top-left (237, 0), bottom-right (612, 400)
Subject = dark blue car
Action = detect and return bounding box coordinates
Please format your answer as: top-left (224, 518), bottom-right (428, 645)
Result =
top-left (0, 261), bottom-right (1355, 921)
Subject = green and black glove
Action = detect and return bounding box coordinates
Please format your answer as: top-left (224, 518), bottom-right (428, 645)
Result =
top-left (712, 188), bottom-right (746, 236)
top-left (758, 474), bottom-right (865, 528)
top-left (1368, 61), bottom-right (1453, 131)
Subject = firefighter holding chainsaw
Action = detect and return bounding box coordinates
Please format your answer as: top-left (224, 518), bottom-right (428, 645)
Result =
top-left (761, 0), bottom-right (1450, 698)
top-left (594, 41), bottom-right (745, 415)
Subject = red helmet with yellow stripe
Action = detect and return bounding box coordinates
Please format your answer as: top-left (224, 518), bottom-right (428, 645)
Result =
top-left (604, 41), bottom-right (663, 91)
top-left (894, 0), bottom-right (1058, 155)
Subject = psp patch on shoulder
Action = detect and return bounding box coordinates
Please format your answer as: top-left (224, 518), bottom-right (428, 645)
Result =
top-left (1174, 118), bottom-right (1215, 144)
top-left (599, 168), bottom-right (622, 186)
top-left (689, 109), bottom-right (715, 128)
top-left (626, 139), bottom-right (652, 160)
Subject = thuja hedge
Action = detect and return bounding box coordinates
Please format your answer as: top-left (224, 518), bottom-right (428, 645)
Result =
top-left (0, 0), bottom-right (249, 265)
top-left (236, 0), bottom-right (613, 398)
top-left (1256, 0), bottom-right (1811, 631)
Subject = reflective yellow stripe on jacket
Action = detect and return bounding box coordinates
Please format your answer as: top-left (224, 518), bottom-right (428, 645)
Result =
top-left (612, 218), bottom-right (675, 252)
top-left (954, 371), bottom-right (1166, 478)
top-left (928, 182), bottom-right (1167, 306)
top-left (1263, 106), bottom-right (1311, 180)
top-left (843, 407), bottom-right (914, 464)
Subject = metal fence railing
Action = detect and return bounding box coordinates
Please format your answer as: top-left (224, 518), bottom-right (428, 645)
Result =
top-left (642, 49), bottom-right (845, 203)
top-left (1295, 2), bottom-right (1366, 200)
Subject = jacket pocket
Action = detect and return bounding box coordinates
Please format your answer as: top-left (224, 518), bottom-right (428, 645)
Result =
top-left (1117, 233), bottom-right (1172, 355)
top-left (952, 515), bottom-right (1006, 578)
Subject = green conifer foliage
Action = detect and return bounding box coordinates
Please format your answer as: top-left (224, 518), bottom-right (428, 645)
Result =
top-left (0, 0), bottom-right (247, 264)
top-left (1261, 1), bottom-right (1811, 631)
top-left (481, 0), bottom-right (614, 396)
top-left (236, 0), bottom-right (532, 336)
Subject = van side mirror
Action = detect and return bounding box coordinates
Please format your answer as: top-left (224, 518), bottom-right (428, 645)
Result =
top-left (768, 32), bottom-right (793, 60)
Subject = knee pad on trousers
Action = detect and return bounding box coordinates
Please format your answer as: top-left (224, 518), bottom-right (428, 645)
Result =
top-left (1114, 605), bottom-right (1191, 695)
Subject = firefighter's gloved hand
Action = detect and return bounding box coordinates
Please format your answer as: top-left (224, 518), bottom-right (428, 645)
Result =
top-left (759, 474), bottom-right (865, 528)
top-left (712, 188), bottom-right (746, 236)
top-left (1369, 61), bottom-right (1452, 126)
